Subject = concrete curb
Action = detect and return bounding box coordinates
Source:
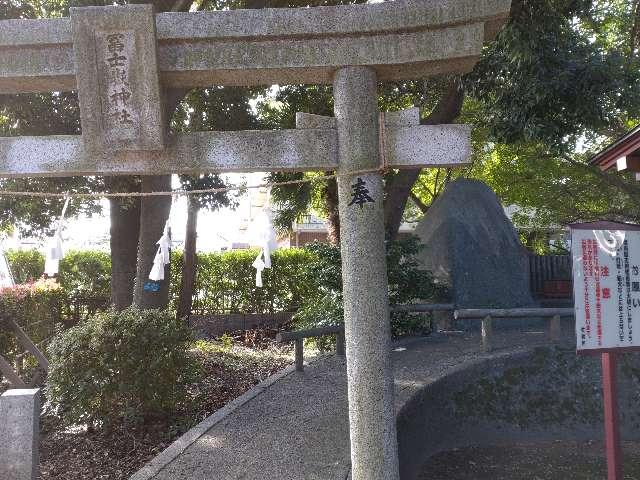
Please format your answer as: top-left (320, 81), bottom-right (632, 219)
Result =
top-left (129, 354), bottom-right (325, 480)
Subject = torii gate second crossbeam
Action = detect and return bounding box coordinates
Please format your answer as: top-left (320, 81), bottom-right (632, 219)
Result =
top-left (0, 2), bottom-right (511, 479)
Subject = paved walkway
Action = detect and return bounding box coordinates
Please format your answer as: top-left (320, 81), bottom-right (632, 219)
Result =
top-left (132, 331), bottom-right (554, 480)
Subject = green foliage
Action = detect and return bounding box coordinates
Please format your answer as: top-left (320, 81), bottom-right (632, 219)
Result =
top-left (178, 174), bottom-right (236, 211)
top-left (47, 307), bottom-right (195, 426)
top-left (170, 248), bottom-right (317, 315)
top-left (293, 237), bottom-right (449, 346)
top-left (8, 247), bottom-right (329, 317)
top-left (468, 142), bottom-right (640, 228)
top-left (6, 249), bottom-right (111, 323)
top-left (467, 0), bottom-right (640, 151)
top-left (58, 250), bottom-right (111, 322)
top-left (0, 279), bottom-right (65, 363)
top-left (292, 291), bottom-right (344, 350)
top-left (5, 249), bottom-right (45, 283)
top-left (58, 250), bottom-right (110, 295)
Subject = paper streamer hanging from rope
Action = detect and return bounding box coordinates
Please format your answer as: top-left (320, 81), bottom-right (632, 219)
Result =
top-left (248, 191), bottom-right (278, 288)
top-left (0, 237), bottom-right (15, 288)
top-left (44, 197), bottom-right (70, 276)
top-left (149, 220), bottom-right (172, 282)
top-left (148, 197), bottom-right (175, 282)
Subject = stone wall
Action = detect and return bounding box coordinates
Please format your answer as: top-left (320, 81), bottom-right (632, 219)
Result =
top-left (397, 346), bottom-right (640, 480)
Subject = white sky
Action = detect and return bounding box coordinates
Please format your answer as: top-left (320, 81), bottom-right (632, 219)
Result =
top-left (11, 172), bottom-right (269, 253)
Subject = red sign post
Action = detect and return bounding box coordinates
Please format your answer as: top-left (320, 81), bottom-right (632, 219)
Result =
top-left (601, 352), bottom-right (622, 480)
top-left (570, 221), bottom-right (640, 480)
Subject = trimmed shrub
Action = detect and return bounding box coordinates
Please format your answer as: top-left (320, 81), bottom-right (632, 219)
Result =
top-left (170, 248), bottom-right (317, 315)
top-left (5, 249), bottom-right (45, 283)
top-left (0, 279), bottom-right (65, 363)
top-left (46, 307), bottom-right (195, 426)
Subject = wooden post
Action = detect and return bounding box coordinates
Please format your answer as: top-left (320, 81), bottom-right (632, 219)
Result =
top-left (9, 320), bottom-right (49, 371)
top-left (0, 355), bottom-right (26, 388)
top-left (481, 315), bottom-right (493, 353)
top-left (294, 339), bottom-right (304, 372)
top-left (336, 330), bottom-right (346, 356)
top-left (549, 314), bottom-right (562, 343)
top-left (602, 352), bottom-right (623, 480)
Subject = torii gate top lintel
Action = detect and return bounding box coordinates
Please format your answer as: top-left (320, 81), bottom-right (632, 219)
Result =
top-left (0, 0), bottom-right (510, 177)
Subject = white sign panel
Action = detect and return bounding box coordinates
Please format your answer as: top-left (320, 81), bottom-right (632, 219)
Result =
top-left (572, 228), bottom-right (640, 351)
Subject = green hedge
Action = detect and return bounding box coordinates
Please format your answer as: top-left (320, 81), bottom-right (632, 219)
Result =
top-left (293, 237), bottom-right (449, 344)
top-left (6, 249), bottom-right (111, 324)
top-left (0, 279), bottom-right (65, 363)
top-left (7, 247), bottom-right (320, 317)
top-left (170, 248), bottom-right (317, 315)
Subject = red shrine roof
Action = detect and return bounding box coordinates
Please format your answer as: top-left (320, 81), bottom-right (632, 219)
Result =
top-left (590, 124), bottom-right (640, 171)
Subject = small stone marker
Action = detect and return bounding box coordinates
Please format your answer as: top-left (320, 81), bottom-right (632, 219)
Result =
top-left (0, 389), bottom-right (41, 480)
top-left (70, 5), bottom-right (164, 153)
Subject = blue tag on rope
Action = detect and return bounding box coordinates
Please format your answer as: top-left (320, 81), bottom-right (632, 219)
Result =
top-left (144, 281), bottom-right (160, 292)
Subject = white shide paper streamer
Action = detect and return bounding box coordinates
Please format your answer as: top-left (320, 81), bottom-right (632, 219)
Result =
top-left (44, 197), bottom-right (70, 276)
top-left (247, 202), bottom-right (278, 288)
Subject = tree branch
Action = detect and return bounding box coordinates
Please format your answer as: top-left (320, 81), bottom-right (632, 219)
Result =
top-left (630, 0), bottom-right (640, 59)
top-left (409, 192), bottom-right (429, 213)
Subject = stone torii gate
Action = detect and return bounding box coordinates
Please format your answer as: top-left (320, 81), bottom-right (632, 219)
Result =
top-left (0, 1), bottom-right (510, 479)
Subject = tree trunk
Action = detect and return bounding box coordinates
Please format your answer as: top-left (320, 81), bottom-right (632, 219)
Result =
top-left (324, 175), bottom-right (340, 245)
top-left (109, 195), bottom-right (141, 310)
top-left (130, 85), bottom-right (188, 309)
top-left (133, 175), bottom-right (173, 309)
top-left (106, 177), bottom-right (140, 310)
top-left (177, 196), bottom-right (198, 320)
top-left (383, 81), bottom-right (465, 241)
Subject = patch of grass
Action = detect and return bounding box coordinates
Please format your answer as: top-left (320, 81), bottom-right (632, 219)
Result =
top-left (191, 338), bottom-right (292, 373)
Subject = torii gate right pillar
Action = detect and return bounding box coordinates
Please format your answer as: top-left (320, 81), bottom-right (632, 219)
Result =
top-left (334, 66), bottom-right (399, 480)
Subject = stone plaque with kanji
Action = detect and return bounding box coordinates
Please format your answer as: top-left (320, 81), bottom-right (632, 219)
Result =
top-left (70, 5), bottom-right (164, 153)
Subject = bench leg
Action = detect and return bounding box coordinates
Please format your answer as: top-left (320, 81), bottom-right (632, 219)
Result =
top-left (549, 315), bottom-right (562, 343)
top-left (295, 339), bottom-right (304, 372)
top-left (481, 315), bottom-right (493, 353)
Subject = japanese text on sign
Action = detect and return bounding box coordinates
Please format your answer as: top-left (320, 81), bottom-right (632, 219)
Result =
top-left (99, 31), bottom-right (138, 137)
top-left (572, 229), bottom-right (640, 351)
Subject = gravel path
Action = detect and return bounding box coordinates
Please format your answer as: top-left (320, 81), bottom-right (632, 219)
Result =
top-left (140, 330), bottom-right (555, 480)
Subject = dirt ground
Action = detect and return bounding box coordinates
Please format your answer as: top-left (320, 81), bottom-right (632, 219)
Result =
top-left (37, 329), bottom-right (292, 480)
top-left (420, 440), bottom-right (640, 480)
